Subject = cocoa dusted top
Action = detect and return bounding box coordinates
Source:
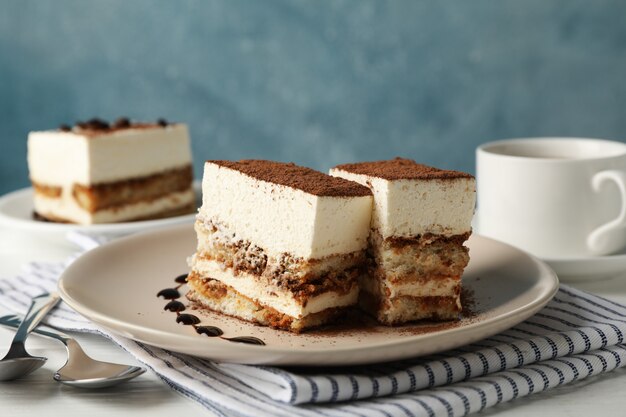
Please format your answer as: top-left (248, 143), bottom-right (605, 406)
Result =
top-left (209, 160), bottom-right (372, 197)
top-left (58, 117), bottom-right (175, 137)
top-left (334, 158), bottom-right (474, 181)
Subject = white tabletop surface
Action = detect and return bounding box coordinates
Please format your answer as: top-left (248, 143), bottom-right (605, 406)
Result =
top-left (2, 226), bottom-right (626, 416)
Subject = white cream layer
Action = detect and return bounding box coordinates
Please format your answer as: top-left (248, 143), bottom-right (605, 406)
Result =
top-left (199, 162), bottom-right (372, 259)
top-left (34, 189), bottom-right (194, 224)
top-left (190, 257), bottom-right (359, 318)
top-left (28, 124), bottom-right (192, 185)
top-left (330, 168), bottom-right (475, 238)
top-left (360, 275), bottom-right (459, 298)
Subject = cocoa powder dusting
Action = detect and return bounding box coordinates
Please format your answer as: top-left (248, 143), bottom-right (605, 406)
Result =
top-left (308, 309), bottom-right (383, 337)
top-left (209, 160), bottom-right (372, 197)
top-left (460, 286), bottom-right (477, 317)
top-left (334, 157), bottom-right (474, 181)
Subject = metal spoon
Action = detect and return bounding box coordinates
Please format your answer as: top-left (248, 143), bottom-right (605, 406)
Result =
top-left (0, 292), bottom-right (60, 381)
top-left (0, 315), bottom-right (145, 388)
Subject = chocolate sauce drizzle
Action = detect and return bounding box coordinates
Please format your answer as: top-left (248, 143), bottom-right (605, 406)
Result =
top-left (157, 273), bottom-right (265, 345)
top-left (164, 300), bottom-right (185, 312)
top-left (157, 288), bottom-right (180, 299)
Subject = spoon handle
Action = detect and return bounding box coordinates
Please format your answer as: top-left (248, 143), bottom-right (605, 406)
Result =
top-left (0, 315), bottom-right (70, 345)
top-left (11, 293), bottom-right (61, 346)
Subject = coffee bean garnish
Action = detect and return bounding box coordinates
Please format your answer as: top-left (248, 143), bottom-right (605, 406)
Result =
top-left (86, 118), bottom-right (109, 130)
top-left (113, 117), bottom-right (131, 128)
top-left (75, 118), bottom-right (109, 130)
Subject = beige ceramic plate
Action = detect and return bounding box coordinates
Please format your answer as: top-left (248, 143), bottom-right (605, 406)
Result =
top-left (58, 223), bottom-right (559, 366)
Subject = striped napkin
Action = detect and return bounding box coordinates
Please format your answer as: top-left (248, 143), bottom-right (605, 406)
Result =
top-left (1, 233), bottom-right (625, 417)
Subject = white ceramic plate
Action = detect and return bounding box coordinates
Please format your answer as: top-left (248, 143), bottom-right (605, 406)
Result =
top-left (0, 183), bottom-right (200, 240)
top-left (541, 250), bottom-right (626, 282)
top-left (58, 223), bottom-right (558, 366)
top-left (472, 211), bottom-right (626, 282)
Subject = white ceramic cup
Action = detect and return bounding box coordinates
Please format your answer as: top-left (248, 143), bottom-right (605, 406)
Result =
top-left (476, 138), bottom-right (626, 259)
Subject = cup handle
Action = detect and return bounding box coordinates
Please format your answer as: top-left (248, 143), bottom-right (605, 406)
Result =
top-left (587, 170), bottom-right (626, 255)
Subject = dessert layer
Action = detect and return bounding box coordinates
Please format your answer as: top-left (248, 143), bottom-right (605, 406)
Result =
top-left (186, 279), bottom-right (348, 333)
top-left (200, 161), bottom-right (372, 258)
top-left (359, 292), bottom-right (461, 324)
top-left (34, 189), bottom-right (195, 224)
top-left (28, 123), bottom-right (191, 185)
top-left (330, 158), bottom-right (475, 238)
top-left (369, 230), bottom-right (470, 282)
top-left (194, 219), bottom-right (365, 281)
top-left (32, 183), bottom-right (62, 198)
top-left (189, 259), bottom-right (359, 318)
top-left (72, 165), bottom-right (192, 212)
top-left (358, 229), bottom-right (467, 325)
top-left (34, 165), bottom-right (192, 213)
top-left (359, 274), bottom-right (461, 298)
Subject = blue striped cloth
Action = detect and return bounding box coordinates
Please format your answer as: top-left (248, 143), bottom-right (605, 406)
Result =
top-left (1, 234), bottom-right (625, 417)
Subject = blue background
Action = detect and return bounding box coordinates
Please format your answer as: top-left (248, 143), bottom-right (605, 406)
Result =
top-left (2, 0), bottom-right (626, 194)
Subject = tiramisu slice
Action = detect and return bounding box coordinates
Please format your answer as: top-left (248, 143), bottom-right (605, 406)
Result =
top-left (330, 158), bottom-right (476, 324)
top-left (186, 160), bottom-right (373, 332)
top-left (27, 118), bottom-right (195, 224)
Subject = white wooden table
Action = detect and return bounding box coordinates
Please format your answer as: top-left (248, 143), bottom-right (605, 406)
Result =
top-left (1, 225), bottom-right (625, 416)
